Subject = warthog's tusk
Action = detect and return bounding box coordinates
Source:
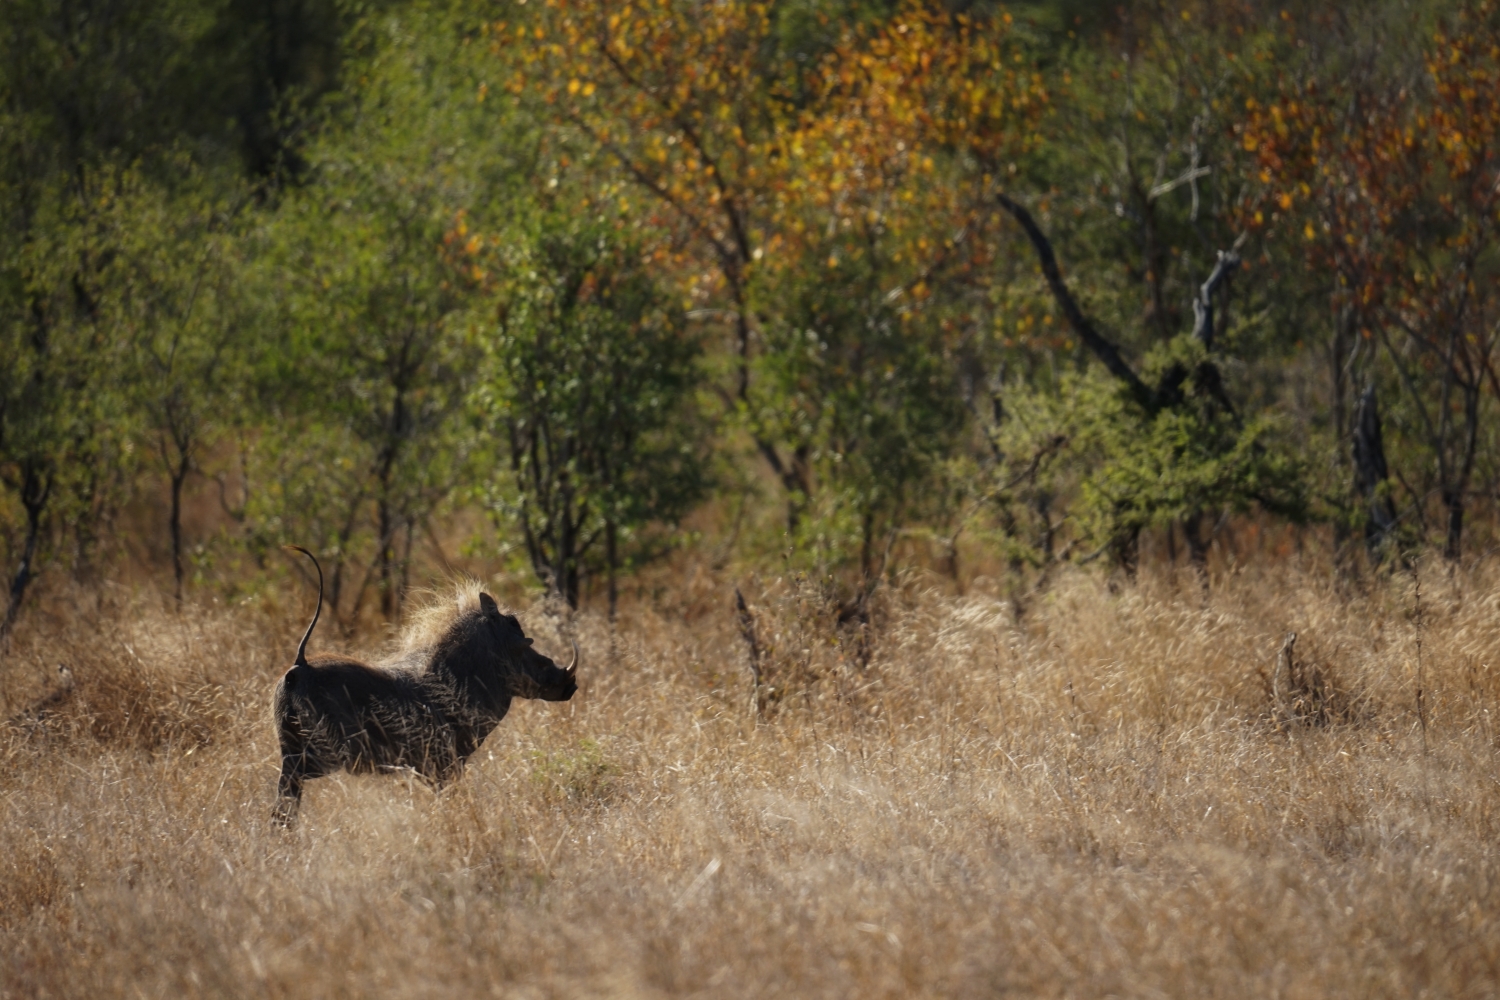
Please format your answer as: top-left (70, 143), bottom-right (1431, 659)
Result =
top-left (567, 640), bottom-right (579, 675)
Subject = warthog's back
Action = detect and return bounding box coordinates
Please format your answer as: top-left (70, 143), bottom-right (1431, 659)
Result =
top-left (273, 655), bottom-right (494, 783)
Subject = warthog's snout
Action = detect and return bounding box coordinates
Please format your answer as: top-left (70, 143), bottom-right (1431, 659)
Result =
top-left (521, 641), bottom-right (578, 701)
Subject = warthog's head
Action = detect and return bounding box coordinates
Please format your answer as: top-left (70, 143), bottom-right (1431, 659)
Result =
top-left (477, 593), bottom-right (578, 702)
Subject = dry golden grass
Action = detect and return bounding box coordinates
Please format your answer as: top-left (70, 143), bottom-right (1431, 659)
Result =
top-left (4, 557), bottom-right (1500, 998)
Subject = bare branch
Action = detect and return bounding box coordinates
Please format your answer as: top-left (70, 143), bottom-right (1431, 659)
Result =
top-left (994, 192), bottom-right (1154, 410)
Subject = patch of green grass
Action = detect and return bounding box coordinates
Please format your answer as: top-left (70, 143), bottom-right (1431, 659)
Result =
top-left (529, 738), bottom-right (617, 804)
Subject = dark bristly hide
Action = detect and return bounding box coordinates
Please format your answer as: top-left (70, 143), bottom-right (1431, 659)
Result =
top-left (271, 548), bottom-right (577, 827)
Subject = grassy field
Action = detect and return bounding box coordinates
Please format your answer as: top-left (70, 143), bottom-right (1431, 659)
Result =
top-left (3, 557), bottom-right (1499, 998)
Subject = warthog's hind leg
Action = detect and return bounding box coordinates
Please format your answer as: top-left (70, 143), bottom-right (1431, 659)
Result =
top-left (272, 765), bottom-right (304, 828)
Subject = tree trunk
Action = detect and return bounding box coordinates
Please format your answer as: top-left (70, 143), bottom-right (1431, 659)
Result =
top-left (995, 192), bottom-right (1154, 410)
top-left (606, 519), bottom-right (618, 623)
top-left (1110, 525), bottom-right (1141, 579)
top-left (377, 496), bottom-right (394, 620)
top-left (1446, 383), bottom-right (1481, 564)
top-left (169, 454), bottom-right (190, 608)
top-left (756, 439), bottom-right (811, 533)
top-left (375, 374), bottom-right (410, 620)
top-left (1443, 488), bottom-right (1465, 562)
top-left (1191, 250), bottom-right (1241, 352)
top-left (1140, 194), bottom-right (1173, 341)
top-left (563, 559), bottom-right (580, 609)
top-left (396, 521), bottom-right (415, 623)
top-left (1329, 309), bottom-right (1356, 571)
top-left (735, 588), bottom-right (763, 718)
top-left (1182, 512), bottom-right (1211, 571)
top-left (859, 510), bottom-right (876, 590)
top-left (327, 494), bottom-right (365, 634)
top-left (1351, 383), bottom-right (1397, 565)
top-left (556, 492), bottom-right (577, 610)
top-left (1, 465), bottom-right (51, 648)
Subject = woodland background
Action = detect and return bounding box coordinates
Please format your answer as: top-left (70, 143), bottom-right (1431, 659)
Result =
top-left (5, 0), bottom-right (1500, 628)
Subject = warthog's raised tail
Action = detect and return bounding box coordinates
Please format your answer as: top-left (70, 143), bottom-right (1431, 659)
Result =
top-left (284, 545), bottom-right (323, 669)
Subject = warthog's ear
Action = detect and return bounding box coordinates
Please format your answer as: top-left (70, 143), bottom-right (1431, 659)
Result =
top-left (479, 592), bottom-right (499, 616)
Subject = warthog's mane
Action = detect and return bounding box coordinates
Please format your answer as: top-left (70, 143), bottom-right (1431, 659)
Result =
top-left (384, 580), bottom-right (526, 671)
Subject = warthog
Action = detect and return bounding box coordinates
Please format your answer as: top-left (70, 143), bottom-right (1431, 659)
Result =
top-left (272, 547), bottom-right (577, 827)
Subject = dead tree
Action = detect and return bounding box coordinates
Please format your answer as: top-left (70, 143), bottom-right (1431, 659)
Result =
top-left (734, 588), bottom-right (764, 719)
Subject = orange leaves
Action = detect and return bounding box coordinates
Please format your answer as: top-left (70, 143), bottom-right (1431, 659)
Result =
top-left (506, 0), bottom-right (783, 186)
top-left (1242, 0), bottom-right (1500, 379)
top-left (496, 0), bottom-right (1052, 351)
top-left (829, 5), bottom-right (1047, 167)
top-left (779, 3), bottom-right (1044, 270)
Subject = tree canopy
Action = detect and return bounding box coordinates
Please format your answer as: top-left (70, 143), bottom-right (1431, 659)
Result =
top-left (4, 0), bottom-right (1499, 630)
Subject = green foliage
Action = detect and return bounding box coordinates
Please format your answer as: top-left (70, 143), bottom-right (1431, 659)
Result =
top-left (751, 238), bottom-right (967, 577)
top-left (474, 214), bottom-right (709, 609)
top-left (0, 0), bottom-right (344, 621)
top-left (240, 1), bottom-right (516, 619)
top-left (0, 167), bottom-right (144, 630)
top-left (8, 0), bottom-right (1498, 622)
top-left (529, 738), bottom-right (617, 804)
top-left (0, 0), bottom-right (227, 177)
top-left (0, 0), bottom-right (347, 182)
top-left (253, 156), bottom-right (478, 618)
top-left (104, 167), bottom-right (255, 599)
top-left (990, 336), bottom-right (1309, 569)
top-left (1022, 5), bottom-right (1267, 359)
